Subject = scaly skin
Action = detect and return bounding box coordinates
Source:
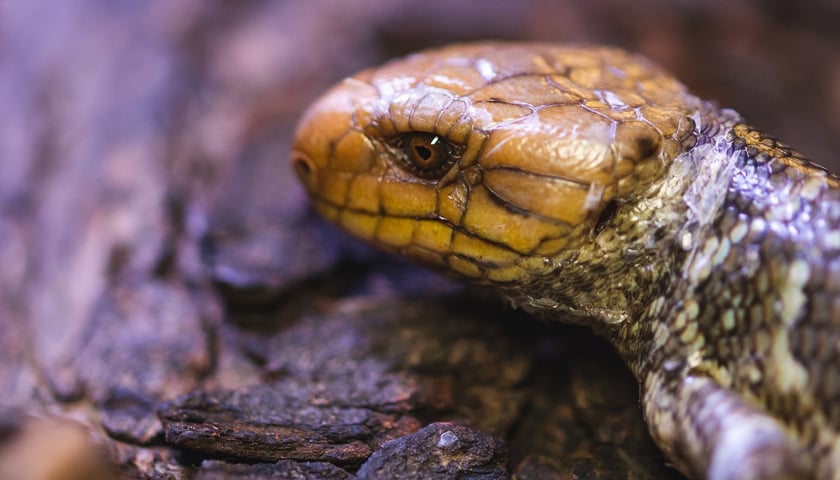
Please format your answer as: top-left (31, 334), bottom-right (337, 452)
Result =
top-left (290, 42), bottom-right (840, 479)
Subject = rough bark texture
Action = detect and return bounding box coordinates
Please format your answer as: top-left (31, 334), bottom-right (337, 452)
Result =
top-left (0, 1), bottom-right (837, 478)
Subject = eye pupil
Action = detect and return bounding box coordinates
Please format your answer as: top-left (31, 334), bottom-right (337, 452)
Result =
top-left (414, 144), bottom-right (432, 161)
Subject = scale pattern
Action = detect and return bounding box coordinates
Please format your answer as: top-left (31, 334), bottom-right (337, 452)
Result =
top-left (290, 42), bottom-right (840, 479)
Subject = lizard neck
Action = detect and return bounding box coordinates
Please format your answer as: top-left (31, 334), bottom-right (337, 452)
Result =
top-left (617, 123), bottom-right (840, 386)
top-left (500, 111), bottom-right (741, 346)
top-left (611, 118), bottom-right (746, 375)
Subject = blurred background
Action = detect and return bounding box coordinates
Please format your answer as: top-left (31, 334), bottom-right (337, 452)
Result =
top-left (0, 1), bottom-right (838, 478)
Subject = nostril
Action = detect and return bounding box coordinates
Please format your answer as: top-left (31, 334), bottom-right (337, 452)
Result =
top-left (290, 151), bottom-right (317, 190)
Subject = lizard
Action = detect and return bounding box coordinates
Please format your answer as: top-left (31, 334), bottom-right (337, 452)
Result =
top-left (289, 42), bottom-right (840, 479)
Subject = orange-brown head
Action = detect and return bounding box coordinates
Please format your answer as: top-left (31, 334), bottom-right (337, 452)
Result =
top-left (291, 42), bottom-right (701, 299)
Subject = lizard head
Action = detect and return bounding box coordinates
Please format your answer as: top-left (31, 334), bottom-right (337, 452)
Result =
top-left (291, 42), bottom-right (700, 318)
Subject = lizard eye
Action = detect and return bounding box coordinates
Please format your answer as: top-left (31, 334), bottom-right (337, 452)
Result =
top-left (394, 133), bottom-right (460, 179)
